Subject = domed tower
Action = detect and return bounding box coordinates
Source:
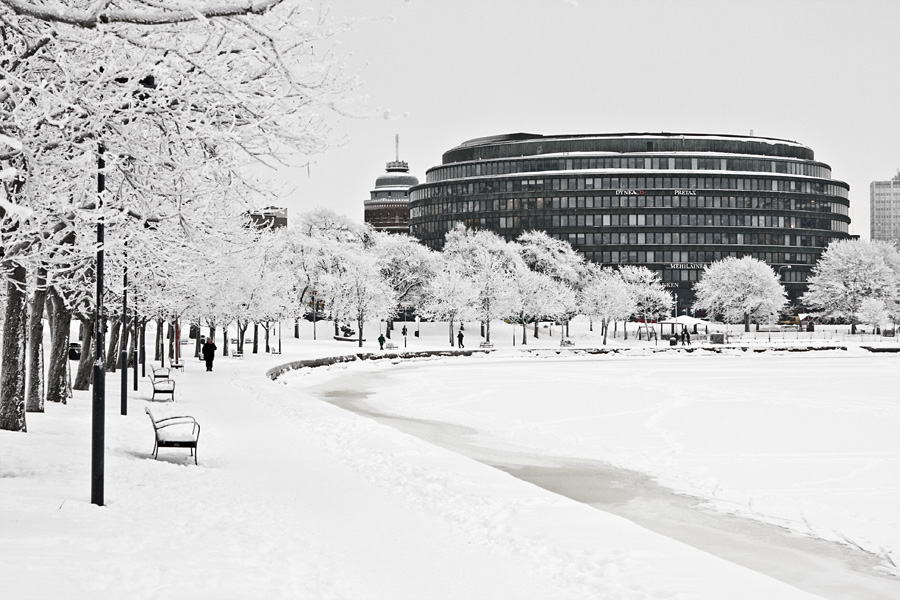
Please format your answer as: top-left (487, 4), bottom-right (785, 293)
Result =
top-left (364, 135), bottom-right (419, 234)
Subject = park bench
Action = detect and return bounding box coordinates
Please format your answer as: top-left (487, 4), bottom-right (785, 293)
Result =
top-left (478, 342), bottom-right (494, 348)
top-left (145, 407), bottom-right (200, 465)
top-left (170, 359), bottom-right (185, 372)
top-left (384, 342), bottom-right (397, 350)
top-left (150, 378), bottom-right (176, 402)
top-left (232, 351), bottom-right (244, 359)
top-left (150, 365), bottom-right (171, 379)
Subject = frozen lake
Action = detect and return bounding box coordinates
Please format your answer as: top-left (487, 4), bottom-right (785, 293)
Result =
top-left (306, 350), bottom-right (900, 600)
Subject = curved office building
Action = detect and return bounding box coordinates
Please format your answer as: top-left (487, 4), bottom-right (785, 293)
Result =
top-left (408, 132), bottom-right (851, 305)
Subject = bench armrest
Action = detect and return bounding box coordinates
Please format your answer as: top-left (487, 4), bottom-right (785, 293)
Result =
top-left (155, 415), bottom-right (197, 427)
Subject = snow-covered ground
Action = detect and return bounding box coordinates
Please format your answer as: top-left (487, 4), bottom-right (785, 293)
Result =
top-left (2, 318), bottom-right (898, 599)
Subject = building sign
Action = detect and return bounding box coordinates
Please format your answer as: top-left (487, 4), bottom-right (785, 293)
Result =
top-left (616, 189), bottom-right (645, 195)
top-left (669, 263), bottom-right (707, 269)
top-left (674, 189), bottom-right (698, 196)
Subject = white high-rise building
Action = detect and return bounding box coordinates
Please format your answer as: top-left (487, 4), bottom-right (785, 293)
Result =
top-left (870, 171), bottom-right (900, 244)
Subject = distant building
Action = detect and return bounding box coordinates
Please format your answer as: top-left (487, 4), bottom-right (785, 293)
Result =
top-left (870, 171), bottom-right (900, 245)
top-left (248, 206), bottom-right (288, 229)
top-left (364, 135), bottom-right (419, 234)
top-left (409, 132), bottom-right (852, 306)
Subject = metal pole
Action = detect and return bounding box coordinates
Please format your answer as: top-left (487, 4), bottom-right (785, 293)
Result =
top-left (133, 313), bottom-right (138, 391)
top-left (120, 244), bottom-right (127, 416)
top-left (91, 143), bottom-right (106, 507)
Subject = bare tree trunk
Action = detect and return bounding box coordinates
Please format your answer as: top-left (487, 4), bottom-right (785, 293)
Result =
top-left (238, 320), bottom-right (248, 348)
top-left (105, 316), bottom-right (121, 372)
top-left (45, 288), bottom-right (72, 405)
top-left (73, 316), bottom-right (95, 391)
top-left (167, 321), bottom-right (175, 360)
top-left (357, 317), bottom-right (364, 348)
top-left (253, 323), bottom-right (259, 354)
top-left (534, 320), bottom-right (539, 338)
top-left (194, 321), bottom-right (202, 358)
top-left (118, 319), bottom-right (130, 372)
top-left (26, 266), bottom-right (48, 412)
top-left (222, 324), bottom-right (229, 357)
top-left (155, 318), bottom-right (164, 362)
top-left (1, 263), bottom-right (28, 432)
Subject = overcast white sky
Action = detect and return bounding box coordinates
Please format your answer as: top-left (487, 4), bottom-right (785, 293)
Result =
top-left (269, 0), bottom-right (900, 239)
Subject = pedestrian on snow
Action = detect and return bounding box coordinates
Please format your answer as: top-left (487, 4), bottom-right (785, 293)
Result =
top-left (401, 325), bottom-right (408, 337)
top-left (457, 330), bottom-right (465, 348)
top-left (685, 329), bottom-right (691, 345)
top-left (680, 329), bottom-right (686, 345)
top-left (378, 333), bottom-right (386, 350)
top-left (202, 337), bottom-right (217, 372)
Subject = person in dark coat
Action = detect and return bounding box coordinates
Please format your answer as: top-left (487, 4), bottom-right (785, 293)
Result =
top-left (378, 333), bottom-right (386, 350)
top-left (457, 330), bottom-right (464, 348)
top-left (202, 338), bottom-right (217, 371)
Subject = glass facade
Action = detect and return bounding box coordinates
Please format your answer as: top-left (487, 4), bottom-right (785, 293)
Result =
top-left (408, 133), bottom-right (851, 305)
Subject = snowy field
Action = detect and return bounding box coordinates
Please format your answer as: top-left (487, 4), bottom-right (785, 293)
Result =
top-left (297, 350), bottom-right (900, 583)
top-left (2, 319), bottom-right (899, 599)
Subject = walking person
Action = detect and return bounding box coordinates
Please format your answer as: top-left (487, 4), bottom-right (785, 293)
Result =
top-left (457, 329), bottom-right (465, 349)
top-left (378, 333), bottom-right (386, 350)
top-left (685, 329), bottom-right (691, 345)
top-left (202, 337), bottom-right (217, 372)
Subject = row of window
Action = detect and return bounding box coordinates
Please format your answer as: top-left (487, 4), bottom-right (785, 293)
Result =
top-left (427, 156), bottom-right (833, 183)
top-left (547, 231), bottom-right (833, 248)
top-left (501, 213), bottom-right (844, 232)
top-left (411, 195), bottom-right (850, 218)
top-left (412, 217), bottom-right (842, 247)
top-left (656, 268), bottom-right (807, 284)
top-left (413, 212), bottom-right (846, 233)
top-left (413, 176), bottom-right (849, 199)
top-left (575, 250), bottom-right (814, 273)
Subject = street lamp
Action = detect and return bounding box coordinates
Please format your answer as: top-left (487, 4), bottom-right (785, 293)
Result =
top-left (777, 265), bottom-right (792, 280)
top-left (92, 142), bottom-right (106, 506)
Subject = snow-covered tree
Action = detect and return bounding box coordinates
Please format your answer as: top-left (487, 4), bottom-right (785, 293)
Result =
top-left (579, 266), bottom-right (635, 345)
top-left (516, 230), bottom-right (585, 288)
top-left (320, 253), bottom-right (396, 348)
top-left (857, 298), bottom-right (888, 333)
top-left (371, 231), bottom-right (436, 325)
top-left (802, 240), bottom-right (900, 333)
top-left (619, 265), bottom-right (674, 333)
top-left (542, 278), bottom-right (579, 345)
top-left (419, 259), bottom-right (478, 347)
top-left (510, 270), bottom-right (557, 344)
top-left (443, 224), bottom-right (522, 345)
top-left (692, 256), bottom-right (787, 331)
top-left (0, 2), bottom-right (356, 431)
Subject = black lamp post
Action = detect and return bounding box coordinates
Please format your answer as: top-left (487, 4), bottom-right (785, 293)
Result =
top-left (120, 242), bottom-right (128, 416)
top-left (92, 143), bottom-right (106, 507)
